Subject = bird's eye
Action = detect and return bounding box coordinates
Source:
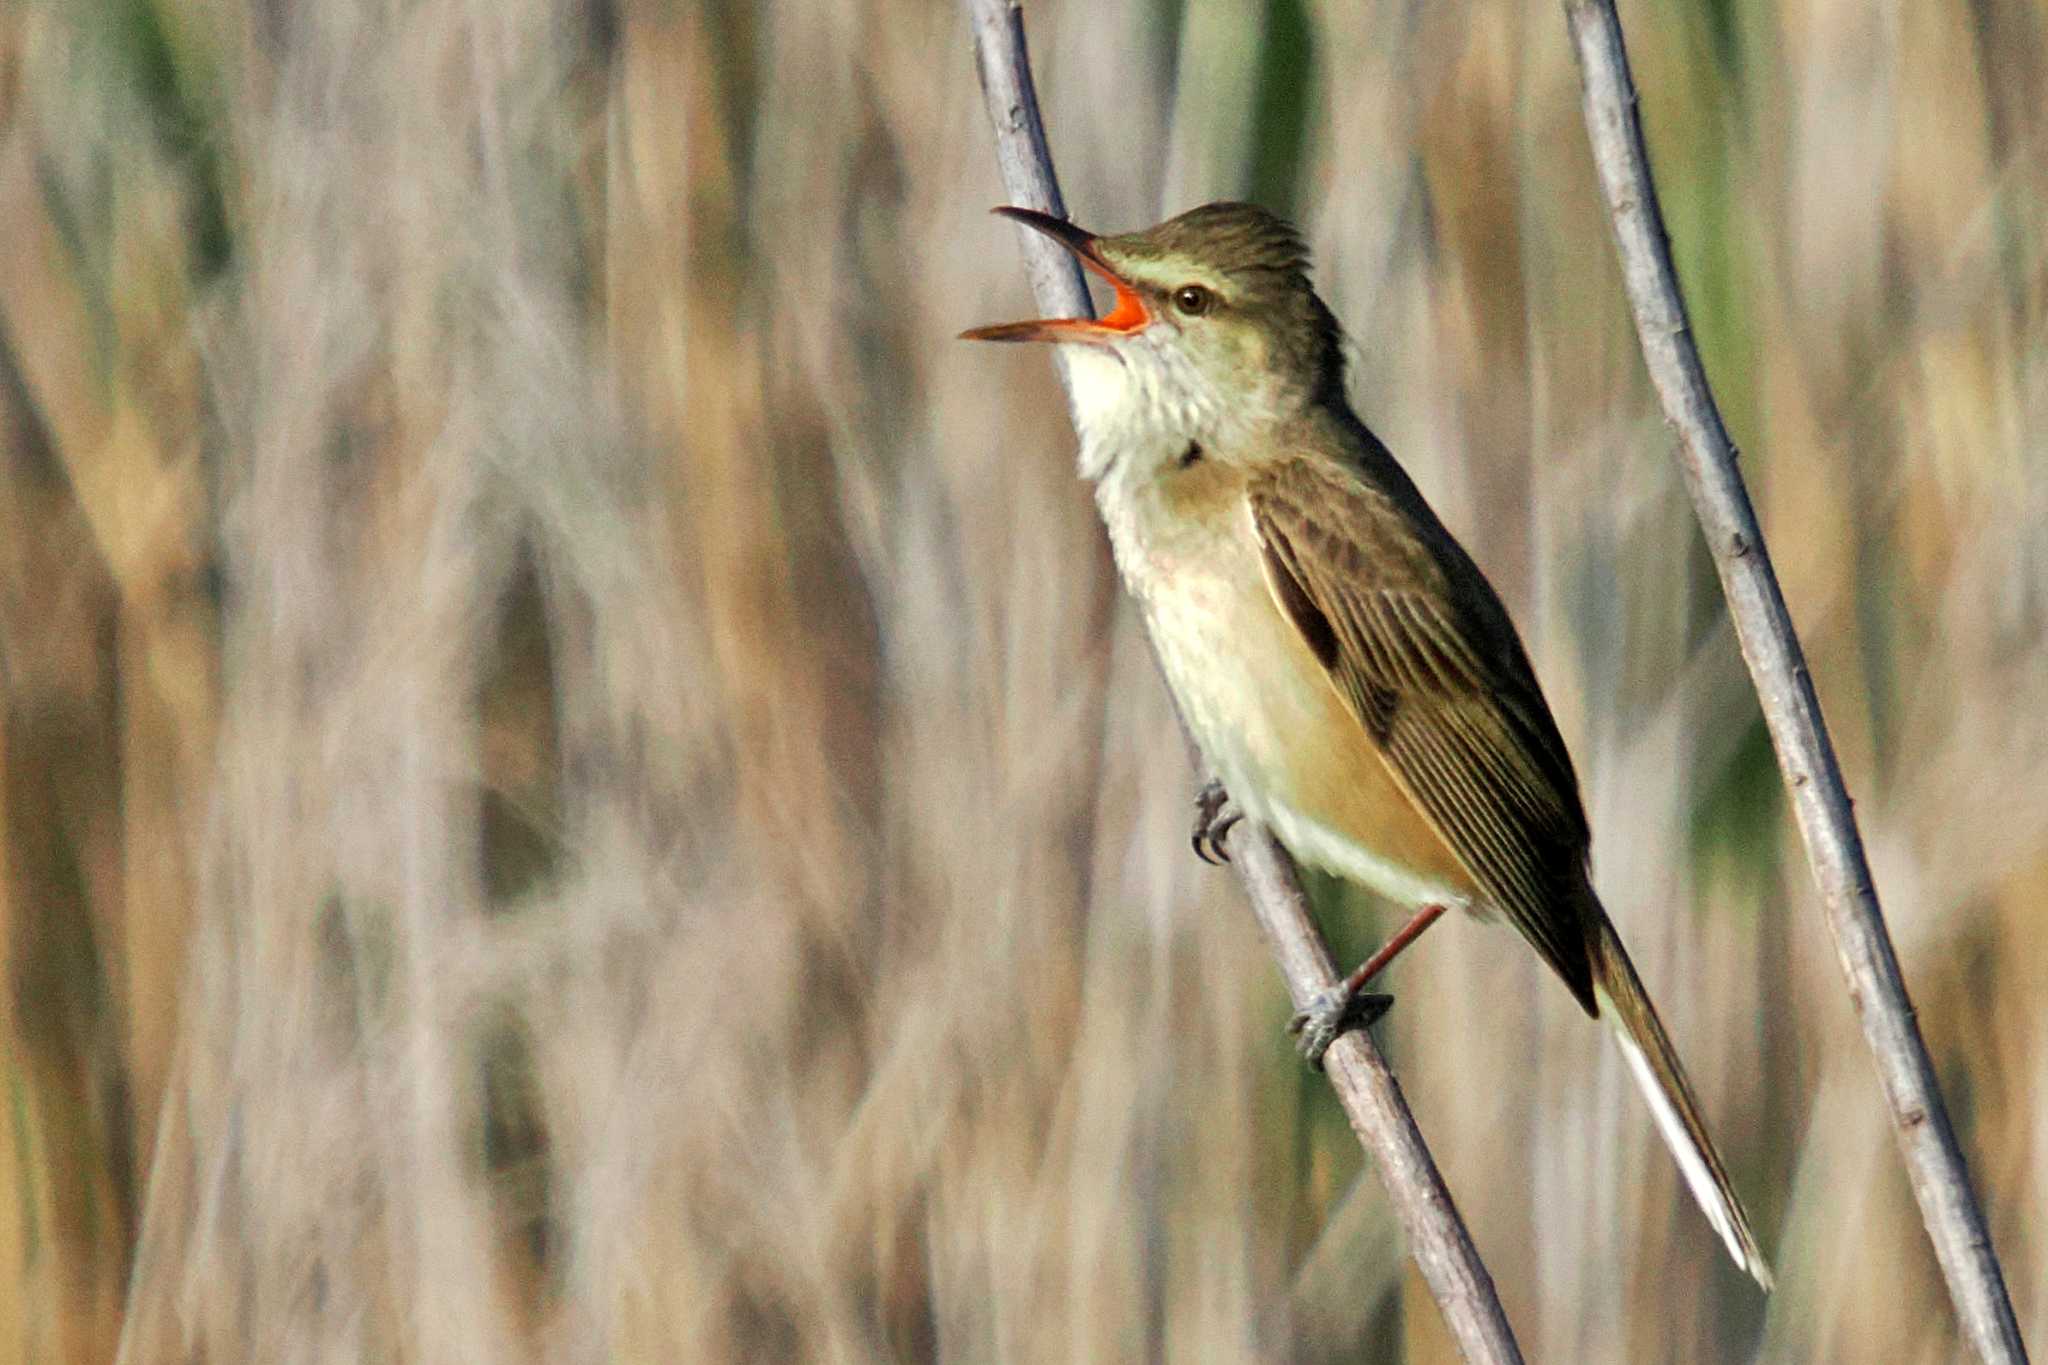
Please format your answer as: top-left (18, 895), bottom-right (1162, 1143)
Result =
top-left (1173, 284), bottom-right (1213, 316)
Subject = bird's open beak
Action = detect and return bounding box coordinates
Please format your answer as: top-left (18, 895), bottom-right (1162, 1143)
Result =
top-left (960, 206), bottom-right (1150, 343)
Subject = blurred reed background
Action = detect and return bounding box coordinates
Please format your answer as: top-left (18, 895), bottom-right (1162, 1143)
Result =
top-left (1, 0), bottom-right (2044, 1360)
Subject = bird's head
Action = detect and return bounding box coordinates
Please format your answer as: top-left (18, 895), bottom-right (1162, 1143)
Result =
top-left (962, 202), bottom-right (1343, 479)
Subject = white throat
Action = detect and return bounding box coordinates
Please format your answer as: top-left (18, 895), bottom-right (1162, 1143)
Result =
top-left (1061, 336), bottom-right (1211, 485)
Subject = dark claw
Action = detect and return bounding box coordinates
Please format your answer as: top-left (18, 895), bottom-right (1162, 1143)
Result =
top-left (1191, 779), bottom-right (1243, 865)
top-left (1286, 987), bottom-right (1395, 1070)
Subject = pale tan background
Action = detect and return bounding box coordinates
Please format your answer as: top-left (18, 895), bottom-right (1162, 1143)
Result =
top-left (2, 0), bottom-right (2045, 1360)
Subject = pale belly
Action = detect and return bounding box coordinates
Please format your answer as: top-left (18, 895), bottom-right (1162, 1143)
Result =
top-left (1123, 518), bottom-right (1477, 912)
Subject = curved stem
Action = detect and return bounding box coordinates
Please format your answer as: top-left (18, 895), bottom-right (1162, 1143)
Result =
top-left (961, 4), bottom-right (1524, 1360)
top-left (1561, 3), bottom-right (2028, 1359)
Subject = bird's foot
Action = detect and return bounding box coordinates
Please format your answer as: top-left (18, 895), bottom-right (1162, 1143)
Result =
top-left (1191, 779), bottom-right (1244, 865)
top-left (1286, 986), bottom-right (1394, 1071)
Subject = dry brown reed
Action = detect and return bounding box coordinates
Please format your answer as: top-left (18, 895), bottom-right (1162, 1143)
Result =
top-left (1, 1), bottom-right (2044, 1361)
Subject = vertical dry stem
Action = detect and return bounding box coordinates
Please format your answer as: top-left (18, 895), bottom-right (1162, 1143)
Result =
top-left (1561, 3), bottom-right (2028, 1360)
top-left (963, 3), bottom-right (1523, 1360)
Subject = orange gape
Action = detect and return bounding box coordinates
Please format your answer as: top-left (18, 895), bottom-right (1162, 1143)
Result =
top-left (1092, 273), bottom-right (1150, 333)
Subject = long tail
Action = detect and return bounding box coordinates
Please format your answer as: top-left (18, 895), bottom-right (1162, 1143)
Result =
top-left (1589, 911), bottom-right (1773, 1290)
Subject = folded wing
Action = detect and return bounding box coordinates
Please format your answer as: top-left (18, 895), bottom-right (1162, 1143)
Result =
top-left (1249, 455), bottom-right (1598, 1011)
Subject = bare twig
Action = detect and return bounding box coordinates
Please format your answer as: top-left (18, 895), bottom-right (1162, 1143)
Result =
top-left (1229, 828), bottom-right (1522, 1362)
top-left (963, 4), bottom-right (1523, 1360)
top-left (1561, 3), bottom-right (2029, 1360)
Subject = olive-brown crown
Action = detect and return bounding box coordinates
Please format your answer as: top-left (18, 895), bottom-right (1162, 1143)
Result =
top-left (1099, 202), bottom-right (1345, 401)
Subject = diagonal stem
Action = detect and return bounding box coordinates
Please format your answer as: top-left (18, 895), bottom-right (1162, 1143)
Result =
top-left (961, 3), bottom-right (1523, 1360)
top-left (1561, 2), bottom-right (2028, 1359)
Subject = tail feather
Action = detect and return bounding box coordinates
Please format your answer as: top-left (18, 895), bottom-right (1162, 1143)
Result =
top-left (1590, 912), bottom-right (1773, 1290)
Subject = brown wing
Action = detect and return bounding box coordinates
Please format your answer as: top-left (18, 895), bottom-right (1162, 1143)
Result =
top-left (1250, 452), bottom-right (1598, 1010)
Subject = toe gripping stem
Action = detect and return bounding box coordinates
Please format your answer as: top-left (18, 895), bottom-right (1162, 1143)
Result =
top-left (1191, 779), bottom-right (1243, 865)
top-left (1285, 903), bottom-right (1449, 1069)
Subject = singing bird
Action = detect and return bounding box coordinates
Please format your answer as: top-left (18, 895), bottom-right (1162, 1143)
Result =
top-left (963, 201), bottom-right (1771, 1288)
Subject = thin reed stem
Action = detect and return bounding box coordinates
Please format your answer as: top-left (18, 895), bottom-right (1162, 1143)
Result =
top-left (962, 3), bottom-right (1524, 1360)
top-left (1561, 3), bottom-right (2029, 1360)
